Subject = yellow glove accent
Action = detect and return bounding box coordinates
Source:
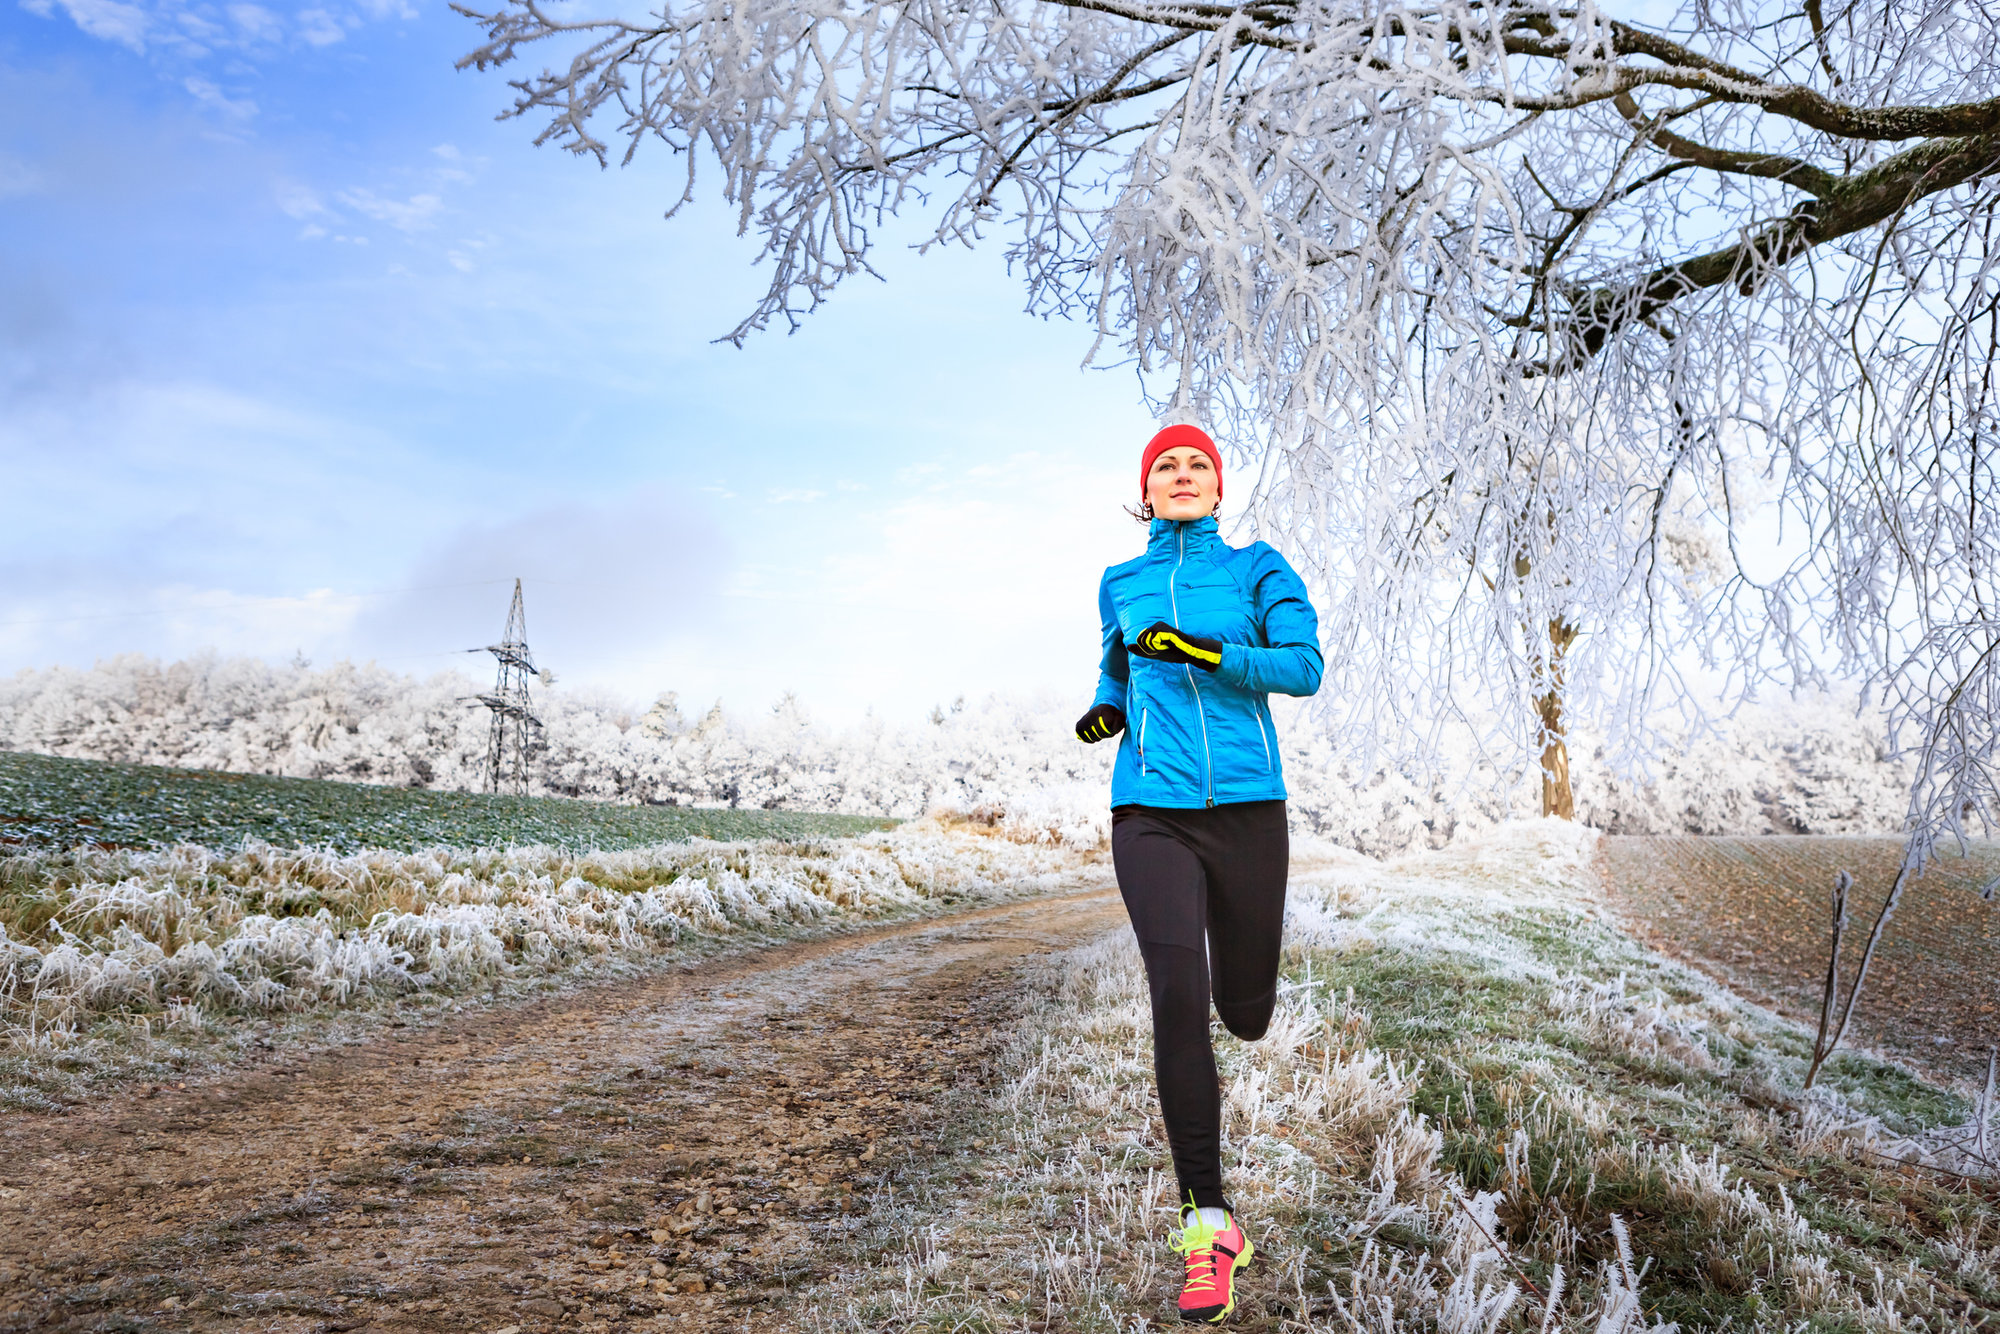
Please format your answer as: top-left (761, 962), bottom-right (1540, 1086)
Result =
top-left (1143, 627), bottom-right (1223, 666)
top-left (1075, 704), bottom-right (1126, 742)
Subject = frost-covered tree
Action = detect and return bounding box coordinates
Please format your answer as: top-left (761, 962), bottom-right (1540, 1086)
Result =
top-left (0, 654), bottom-right (1910, 852)
top-left (458, 0), bottom-right (2000, 861)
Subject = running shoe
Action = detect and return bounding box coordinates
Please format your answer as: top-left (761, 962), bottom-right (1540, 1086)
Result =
top-left (1172, 1206), bottom-right (1253, 1323)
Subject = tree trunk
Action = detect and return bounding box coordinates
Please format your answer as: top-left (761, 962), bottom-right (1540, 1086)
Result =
top-left (1538, 724), bottom-right (1575, 819)
top-left (1535, 617), bottom-right (1579, 820)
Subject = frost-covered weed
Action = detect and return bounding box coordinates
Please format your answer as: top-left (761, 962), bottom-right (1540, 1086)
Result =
top-left (802, 820), bottom-right (1999, 1332)
top-left (0, 818), bottom-right (1095, 1049)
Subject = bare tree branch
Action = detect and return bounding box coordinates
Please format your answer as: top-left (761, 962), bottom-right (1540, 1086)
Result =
top-left (1544, 130), bottom-right (2000, 369)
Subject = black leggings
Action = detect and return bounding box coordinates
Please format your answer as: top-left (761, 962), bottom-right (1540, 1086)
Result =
top-left (1111, 800), bottom-right (1288, 1211)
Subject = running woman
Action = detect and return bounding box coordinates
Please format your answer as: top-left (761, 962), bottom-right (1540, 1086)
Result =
top-left (1074, 424), bottom-right (1323, 1324)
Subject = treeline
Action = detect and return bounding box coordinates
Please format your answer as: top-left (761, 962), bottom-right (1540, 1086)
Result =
top-left (0, 654), bottom-right (1910, 855)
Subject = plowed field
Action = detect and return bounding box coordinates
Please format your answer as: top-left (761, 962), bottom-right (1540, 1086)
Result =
top-left (1597, 835), bottom-right (2000, 1086)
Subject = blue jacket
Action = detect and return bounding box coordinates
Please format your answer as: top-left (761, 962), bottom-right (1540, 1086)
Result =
top-left (1093, 516), bottom-right (1323, 808)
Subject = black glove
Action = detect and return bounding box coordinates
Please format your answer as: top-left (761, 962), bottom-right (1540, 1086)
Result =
top-left (1131, 622), bottom-right (1225, 671)
top-left (1075, 703), bottom-right (1126, 743)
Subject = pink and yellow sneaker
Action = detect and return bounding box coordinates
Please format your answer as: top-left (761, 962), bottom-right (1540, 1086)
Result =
top-left (1172, 1207), bottom-right (1253, 1323)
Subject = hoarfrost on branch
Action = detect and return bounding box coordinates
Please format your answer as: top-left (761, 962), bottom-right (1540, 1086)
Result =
top-left (458, 0), bottom-right (2000, 860)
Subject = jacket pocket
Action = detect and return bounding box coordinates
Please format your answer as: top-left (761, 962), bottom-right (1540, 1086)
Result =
top-left (1138, 707), bottom-right (1149, 775)
top-left (1256, 704), bottom-right (1273, 774)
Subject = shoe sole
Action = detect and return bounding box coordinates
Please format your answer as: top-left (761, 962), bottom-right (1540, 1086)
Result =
top-left (1179, 1237), bottom-right (1254, 1324)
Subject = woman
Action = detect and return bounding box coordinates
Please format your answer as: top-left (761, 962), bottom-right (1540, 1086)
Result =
top-left (1075, 423), bottom-right (1323, 1324)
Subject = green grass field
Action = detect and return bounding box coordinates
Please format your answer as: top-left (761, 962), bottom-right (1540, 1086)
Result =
top-left (0, 749), bottom-right (895, 853)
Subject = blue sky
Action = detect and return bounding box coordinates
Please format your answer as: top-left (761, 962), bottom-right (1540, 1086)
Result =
top-left (1, 0), bottom-right (1156, 721)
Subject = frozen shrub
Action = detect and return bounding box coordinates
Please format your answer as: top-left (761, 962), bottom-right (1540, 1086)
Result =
top-left (0, 817), bottom-right (1096, 1047)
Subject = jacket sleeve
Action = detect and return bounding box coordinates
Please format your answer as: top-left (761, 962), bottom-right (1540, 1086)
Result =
top-left (1215, 546), bottom-right (1323, 697)
top-left (1093, 571), bottom-right (1130, 711)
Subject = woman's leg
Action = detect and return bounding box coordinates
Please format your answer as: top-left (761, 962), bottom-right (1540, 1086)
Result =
top-left (1199, 800), bottom-right (1290, 1043)
top-left (1111, 807), bottom-right (1229, 1211)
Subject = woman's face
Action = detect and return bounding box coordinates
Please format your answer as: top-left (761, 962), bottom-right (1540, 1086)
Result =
top-left (1146, 447), bottom-right (1219, 521)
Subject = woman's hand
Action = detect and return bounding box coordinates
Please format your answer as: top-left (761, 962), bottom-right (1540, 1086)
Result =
top-left (1075, 703), bottom-right (1127, 742)
top-left (1131, 622), bottom-right (1225, 671)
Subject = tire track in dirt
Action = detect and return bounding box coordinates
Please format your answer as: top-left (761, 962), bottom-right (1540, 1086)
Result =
top-left (0, 886), bottom-right (1125, 1334)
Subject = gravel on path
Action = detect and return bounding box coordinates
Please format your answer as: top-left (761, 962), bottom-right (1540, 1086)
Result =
top-left (0, 886), bottom-right (1125, 1334)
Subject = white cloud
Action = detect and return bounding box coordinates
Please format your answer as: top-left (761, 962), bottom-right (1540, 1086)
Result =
top-left (353, 494), bottom-right (734, 669)
top-left (296, 7), bottom-right (345, 46)
top-left (446, 250), bottom-right (473, 272)
top-left (226, 2), bottom-right (280, 41)
top-left (427, 145), bottom-right (475, 184)
top-left (0, 585), bottom-right (372, 668)
top-left (183, 76), bottom-right (258, 120)
top-left (0, 153), bottom-right (46, 200)
top-left (33, 0), bottom-right (151, 50)
top-left (0, 99), bottom-right (1154, 720)
top-left (274, 180), bottom-right (328, 220)
top-left (687, 451), bottom-right (1134, 719)
top-left (285, 161), bottom-right (476, 244)
top-left (169, 7), bottom-right (228, 46)
top-left (338, 187), bottom-right (443, 232)
top-left (20, 0), bottom-right (410, 63)
top-left (767, 488), bottom-right (824, 504)
top-left (0, 374), bottom-right (437, 564)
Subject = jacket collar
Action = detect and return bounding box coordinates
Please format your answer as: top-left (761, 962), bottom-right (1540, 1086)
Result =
top-left (1146, 514), bottom-right (1221, 560)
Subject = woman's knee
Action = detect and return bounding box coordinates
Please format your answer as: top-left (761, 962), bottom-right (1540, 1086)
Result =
top-left (1148, 972), bottom-right (1210, 1025)
top-left (1214, 991), bottom-right (1276, 1041)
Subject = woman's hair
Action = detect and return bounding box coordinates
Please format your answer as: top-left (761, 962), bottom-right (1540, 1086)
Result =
top-left (1124, 499), bottom-right (1220, 523)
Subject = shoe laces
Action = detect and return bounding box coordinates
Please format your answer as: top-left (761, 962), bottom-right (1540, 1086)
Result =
top-left (1172, 1215), bottom-right (1226, 1296)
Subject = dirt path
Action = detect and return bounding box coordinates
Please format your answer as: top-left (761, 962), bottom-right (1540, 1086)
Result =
top-left (0, 887), bottom-right (1125, 1334)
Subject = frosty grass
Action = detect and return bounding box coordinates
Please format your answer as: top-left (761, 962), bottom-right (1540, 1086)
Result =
top-left (800, 821), bottom-right (1998, 1332)
top-left (7, 801), bottom-right (1995, 1328)
top-left (0, 812), bottom-right (1100, 1103)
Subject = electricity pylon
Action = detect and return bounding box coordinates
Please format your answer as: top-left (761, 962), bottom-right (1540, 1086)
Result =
top-left (476, 578), bottom-right (541, 795)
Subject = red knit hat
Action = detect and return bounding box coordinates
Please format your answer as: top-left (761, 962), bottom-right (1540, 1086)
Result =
top-left (1140, 424), bottom-right (1223, 501)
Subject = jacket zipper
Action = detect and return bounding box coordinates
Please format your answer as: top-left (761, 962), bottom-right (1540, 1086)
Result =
top-left (1139, 708), bottom-right (1148, 775)
top-left (1171, 525), bottom-right (1216, 807)
top-left (1256, 703), bottom-right (1273, 774)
